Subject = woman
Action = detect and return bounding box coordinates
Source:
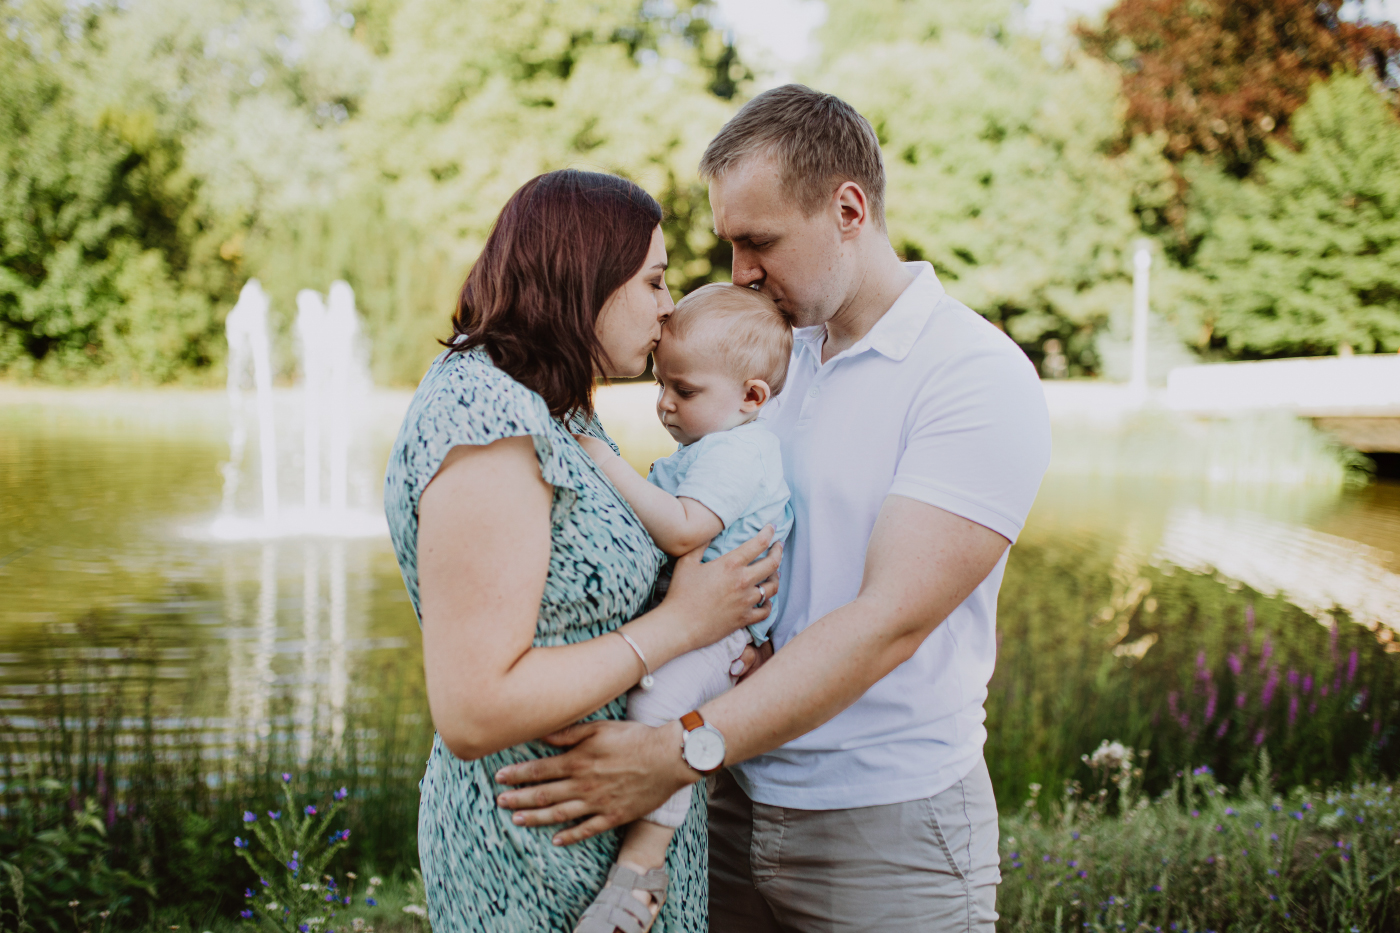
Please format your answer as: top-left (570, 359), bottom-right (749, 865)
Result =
top-left (383, 169), bottom-right (781, 933)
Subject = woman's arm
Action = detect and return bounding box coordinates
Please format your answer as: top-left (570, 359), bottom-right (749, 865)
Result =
top-left (418, 436), bottom-right (778, 761)
top-left (576, 435), bottom-right (722, 556)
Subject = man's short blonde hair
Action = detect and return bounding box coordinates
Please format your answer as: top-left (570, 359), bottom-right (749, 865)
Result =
top-left (666, 284), bottom-right (793, 396)
top-left (699, 83), bottom-right (886, 228)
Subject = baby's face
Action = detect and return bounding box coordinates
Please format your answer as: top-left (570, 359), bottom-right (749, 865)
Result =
top-left (652, 332), bottom-right (750, 446)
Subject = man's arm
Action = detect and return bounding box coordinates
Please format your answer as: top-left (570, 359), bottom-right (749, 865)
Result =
top-left (577, 435), bottom-right (723, 556)
top-left (495, 493), bottom-right (1008, 844)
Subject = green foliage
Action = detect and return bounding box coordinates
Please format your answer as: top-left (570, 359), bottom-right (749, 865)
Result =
top-left (998, 759), bottom-right (1400, 932)
top-left (234, 780), bottom-right (354, 932)
top-left (0, 793), bottom-right (154, 933)
top-left (0, 10), bottom-right (218, 382)
top-left (1188, 76), bottom-right (1400, 357)
top-left (813, 0), bottom-right (1188, 374)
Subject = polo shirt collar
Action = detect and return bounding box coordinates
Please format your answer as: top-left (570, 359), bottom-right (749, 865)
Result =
top-left (792, 262), bottom-right (945, 365)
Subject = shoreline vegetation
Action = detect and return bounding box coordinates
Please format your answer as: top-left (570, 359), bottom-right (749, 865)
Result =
top-left (3, 538), bottom-right (1396, 931)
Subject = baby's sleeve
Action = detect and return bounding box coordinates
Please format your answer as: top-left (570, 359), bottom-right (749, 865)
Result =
top-left (673, 433), bottom-right (766, 529)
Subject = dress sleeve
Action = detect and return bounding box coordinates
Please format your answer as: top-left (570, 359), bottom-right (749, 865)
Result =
top-left (673, 433), bottom-right (767, 529)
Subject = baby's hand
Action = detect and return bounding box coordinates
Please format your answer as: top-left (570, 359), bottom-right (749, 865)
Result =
top-left (573, 434), bottom-right (616, 464)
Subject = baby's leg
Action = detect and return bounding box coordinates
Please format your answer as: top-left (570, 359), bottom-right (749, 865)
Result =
top-left (611, 630), bottom-right (751, 911)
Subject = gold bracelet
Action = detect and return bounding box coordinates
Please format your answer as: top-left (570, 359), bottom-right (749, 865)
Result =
top-left (615, 631), bottom-right (654, 689)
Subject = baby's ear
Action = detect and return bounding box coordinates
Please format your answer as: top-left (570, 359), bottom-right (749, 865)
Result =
top-left (741, 379), bottom-right (772, 412)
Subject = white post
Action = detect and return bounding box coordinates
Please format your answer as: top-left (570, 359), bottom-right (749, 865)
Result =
top-left (1130, 240), bottom-right (1152, 400)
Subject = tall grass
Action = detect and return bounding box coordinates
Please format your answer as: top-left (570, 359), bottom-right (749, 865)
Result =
top-left (0, 615), bottom-right (432, 931)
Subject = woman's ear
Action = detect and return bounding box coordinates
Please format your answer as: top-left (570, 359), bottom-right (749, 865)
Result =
top-left (740, 379), bottom-right (772, 412)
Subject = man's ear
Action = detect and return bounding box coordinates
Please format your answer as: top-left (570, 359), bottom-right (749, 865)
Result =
top-left (740, 379), bottom-right (773, 412)
top-left (834, 181), bottom-right (869, 241)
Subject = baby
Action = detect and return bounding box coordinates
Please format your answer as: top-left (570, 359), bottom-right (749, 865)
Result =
top-left (572, 283), bottom-right (793, 932)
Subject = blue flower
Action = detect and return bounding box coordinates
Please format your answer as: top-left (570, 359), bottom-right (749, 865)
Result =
top-left (268, 810), bottom-right (281, 820)
top-left (343, 897), bottom-right (351, 906)
top-left (245, 888), bottom-right (254, 898)
top-left (261, 877), bottom-right (269, 886)
top-left (288, 859), bottom-right (300, 871)
top-left (243, 811), bottom-right (257, 823)
top-left (234, 837), bottom-right (248, 849)
top-left (240, 910), bottom-right (254, 919)
top-left (1071, 831), bottom-right (1080, 841)
top-left (325, 893), bottom-right (335, 902)
top-left (305, 805), bottom-right (317, 816)
top-left (366, 899), bottom-right (377, 907)
top-left (282, 772), bottom-right (292, 783)
top-left (334, 786), bottom-right (348, 801)
top-left (299, 925), bottom-right (308, 932)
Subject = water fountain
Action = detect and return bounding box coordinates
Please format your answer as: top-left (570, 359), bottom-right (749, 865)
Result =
top-left (213, 278), bottom-right (382, 756)
top-left (220, 279), bottom-right (279, 526)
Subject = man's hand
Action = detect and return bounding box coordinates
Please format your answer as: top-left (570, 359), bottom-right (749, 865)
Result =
top-left (495, 719), bottom-right (695, 845)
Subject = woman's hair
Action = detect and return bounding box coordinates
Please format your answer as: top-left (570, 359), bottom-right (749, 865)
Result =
top-left (448, 169), bottom-right (663, 419)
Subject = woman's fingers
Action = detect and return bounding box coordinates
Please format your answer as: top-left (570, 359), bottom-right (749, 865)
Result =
top-left (726, 524), bottom-right (776, 566)
top-left (744, 542), bottom-right (783, 590)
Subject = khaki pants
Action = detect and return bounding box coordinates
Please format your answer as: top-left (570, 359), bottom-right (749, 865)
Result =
top-left (708, 759), bottom-right (1001, 932)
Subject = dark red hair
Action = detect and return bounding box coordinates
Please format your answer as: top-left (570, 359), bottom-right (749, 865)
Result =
top-left (448, 169), bottom-right (663, 419)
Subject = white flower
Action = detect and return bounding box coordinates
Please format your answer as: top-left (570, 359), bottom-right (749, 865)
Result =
top-left (369, 876), bottom-right (382, 887)
top-left (1087, 740), bottom-right (1133, 773)
top-left (403, 906), bottom-right (428, 917)
top-left (301, 883), bottom-right (314, 890)
top-left (306, 918), bottom-right (326, 927)
top-left (265, 903), bottom-right (279, 911)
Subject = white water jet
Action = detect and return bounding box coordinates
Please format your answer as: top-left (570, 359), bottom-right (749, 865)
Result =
top-left (222, 280), bottom-right (279, 523)
top-left (295, 289), bottom-right (330, 513)
top-left (204, 279), bottom-right (383, 541)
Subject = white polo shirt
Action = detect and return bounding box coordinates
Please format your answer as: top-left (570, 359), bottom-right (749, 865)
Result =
top-left (729, 262), bottom-right (1052, 810)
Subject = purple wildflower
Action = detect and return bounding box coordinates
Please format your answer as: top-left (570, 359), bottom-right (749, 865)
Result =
top-left (1205, 684), bottom-right (1218, 723)
top-left (234, 837), bottom-right (248, 849)
top-left (245, 888), bottom-right (254, 898)
top-left (240, 910), bottom-right (254, 919)
top-left (335, 786), bottom-right (348, 801)
top-left (1227, 653), bottom-right (1242, 676)
top-left (1236, 692), bottom-right (1247, 709)
top-left (1287, 670), bottom-right (1299, 688)
top-left (1259, 635), bottom-right (1273, 670)
top-left (243, 811), bottom-right (257, 823)
top-left (1303, 675), bottom-right (1312, 694)
top-left (1348, 649), bottom-right (1358, 683)
top-left (1262, 668), bottom-right (1279, 707)
top-left (1216, 720), bottom-right (1230, 738)
top-left (305, 805), bottom-right (317, 816)
top-left (1078, 870), bottom-right (1088, 878)
top-left (268, 810), bottom-right (281, 820)
top-left (366, 899), bottom-right (377, 907)
top-left (1254, 728), bottom-right (1267, 746)
top-left (282, 772), bottom-right (292, 783)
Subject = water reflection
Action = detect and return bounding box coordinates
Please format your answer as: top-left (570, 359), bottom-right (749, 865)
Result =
top-left (1, 387), bottom-right (1398, 795)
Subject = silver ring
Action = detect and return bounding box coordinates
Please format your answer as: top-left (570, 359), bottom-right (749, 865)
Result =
top-left (756, 583), bottom-right (767, 605)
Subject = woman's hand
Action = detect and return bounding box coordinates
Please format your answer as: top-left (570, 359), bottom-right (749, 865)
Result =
top-left (661, 527), bottom-right (782, 653)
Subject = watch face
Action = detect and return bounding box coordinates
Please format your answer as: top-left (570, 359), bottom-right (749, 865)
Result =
top-left (685, 725), bottom-right (725, 772)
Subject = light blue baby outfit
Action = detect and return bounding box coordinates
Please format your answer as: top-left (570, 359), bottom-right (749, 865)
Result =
top-left (647, 421), bottom-right (794, 644)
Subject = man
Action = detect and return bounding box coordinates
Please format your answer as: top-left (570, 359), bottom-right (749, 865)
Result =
top-left (497, 84), bottom-right (1052, 931)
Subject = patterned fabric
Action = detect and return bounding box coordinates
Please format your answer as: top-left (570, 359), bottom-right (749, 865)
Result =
top-left (384, 347), bottom-right (707, 933)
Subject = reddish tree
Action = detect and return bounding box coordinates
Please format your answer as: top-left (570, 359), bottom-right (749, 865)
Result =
top-left (1080, 0), bottom-right (1400, 174)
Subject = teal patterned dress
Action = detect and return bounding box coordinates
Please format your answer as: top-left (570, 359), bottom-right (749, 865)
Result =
top-left (383, 347), bottom-right (707, 933)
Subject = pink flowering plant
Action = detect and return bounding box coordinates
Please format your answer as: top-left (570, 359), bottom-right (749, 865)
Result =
top-left (233, 773), bottom-right (358, 932)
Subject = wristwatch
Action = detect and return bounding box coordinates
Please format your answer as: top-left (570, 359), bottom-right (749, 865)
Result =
top-left (679, 711), bottom-right (726, 775)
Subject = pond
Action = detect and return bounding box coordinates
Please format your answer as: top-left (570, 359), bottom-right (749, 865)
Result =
top-left (2, 385), bottom-right (1397, 814)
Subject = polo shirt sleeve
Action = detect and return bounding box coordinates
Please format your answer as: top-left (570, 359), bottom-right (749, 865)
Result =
top-left (674, 432), bottom-right (766, 529)
top-left (887, 337), bottom-right (1051, 544)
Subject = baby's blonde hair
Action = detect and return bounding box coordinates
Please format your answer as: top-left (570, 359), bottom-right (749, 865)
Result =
top-left (665, 283), bottom-right (793, 396)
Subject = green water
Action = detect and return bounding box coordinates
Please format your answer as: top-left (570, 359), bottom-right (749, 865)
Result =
top-left (2, 388), bottom-right (1398, 802)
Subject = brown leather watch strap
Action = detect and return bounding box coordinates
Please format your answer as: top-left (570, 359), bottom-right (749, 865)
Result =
top-left (680, 710), bottom-right (705, 732)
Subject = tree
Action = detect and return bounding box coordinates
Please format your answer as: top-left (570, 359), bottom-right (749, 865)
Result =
top-left (0, 4), bottom-right (216, 381)
top-left (1080, 0), bottom-right (1400, 176)
top-left (1188, 75), bottom-right (1400, 358)
top-left (813, 0), bottom-right (1188, 374)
